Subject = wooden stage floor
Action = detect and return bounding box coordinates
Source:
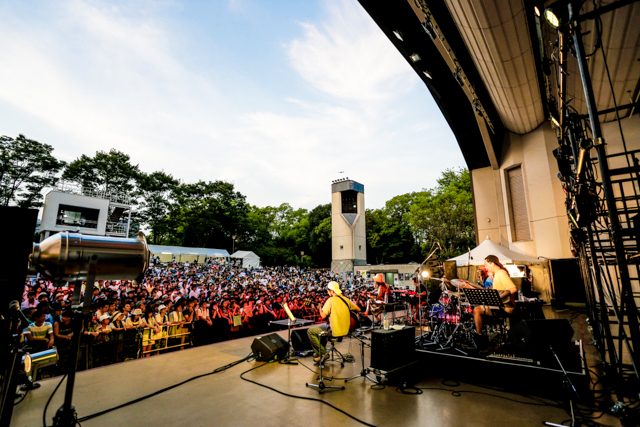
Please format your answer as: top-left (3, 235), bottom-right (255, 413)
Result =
top-left (12, 310), bottom-right (623, 427)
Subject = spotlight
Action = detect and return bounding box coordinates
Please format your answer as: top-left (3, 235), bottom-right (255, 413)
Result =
top-left (545, 8), bottom-right (560, 27)
top-left (30, 231), bottom-right (150, 284)
top-left (23, 348), bottom-right (59, 374)
top-left (410, 53), bottom-right (421, 63)
top-left (392, 30), bottom-right (403, 41)
top-left (534, 6), bottom-right (541, 17)
top-left (544, 1), bottom-right (571, 28)
top-left (421, 270), bottom-right (429, 278)
top-left (423, 70), bottom-right (432, 79)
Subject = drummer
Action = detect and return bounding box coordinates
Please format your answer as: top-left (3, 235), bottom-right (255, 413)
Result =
top-left (473, 255), bottom-right (517, 346)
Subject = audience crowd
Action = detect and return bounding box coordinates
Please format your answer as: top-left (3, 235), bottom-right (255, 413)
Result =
top-left (20, 258), bottom-right (376, 375)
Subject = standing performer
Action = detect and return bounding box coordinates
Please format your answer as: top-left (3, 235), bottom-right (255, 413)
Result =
top-left (473, 255), bottom-right (517, 343)
top-left (307, 282), bottom-right (360, 362)
top-left (410, 275), bottom-right (428, 324)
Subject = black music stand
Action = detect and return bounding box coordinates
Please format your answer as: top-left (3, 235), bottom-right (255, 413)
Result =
top-left (462, 288), bottom-right (503, 309)
top-left (269, 318), bottom-right (313, 365)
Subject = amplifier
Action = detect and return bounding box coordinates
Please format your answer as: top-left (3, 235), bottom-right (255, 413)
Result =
top-left (251, 333), bottom-right (288, 361)
top-left (370, 326), bottom-right (416, 372)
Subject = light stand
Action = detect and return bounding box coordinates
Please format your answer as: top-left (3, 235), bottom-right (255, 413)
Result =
top-left (280, 318), bottom-right (298, 365)
top-left (543, 344), bottom-right (581, 427)
top-left (28, 231), bottom-right (150, 427)
top-left (344, 334), bottom-right (378, 384)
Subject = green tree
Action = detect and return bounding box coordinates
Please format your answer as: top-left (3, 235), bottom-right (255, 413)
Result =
top-left (62, 149), bottom-right (140, 195)
top-left (0, 134), bottom-right (66, 208)
top-left (407, 168), bottom-right (474, 259)
top-left (308, 204), bottom-right (332, 267)
top-left (169, 180), bottom-right (249, 249)
top-left (365, 193), bottom-right (422, 265)
top-left (136, 171), bottom-right (179, 244)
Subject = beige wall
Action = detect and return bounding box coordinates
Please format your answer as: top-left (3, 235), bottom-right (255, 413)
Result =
top-left (331, 191), bottom-right (367, 263)
top-left (472, 122), bottom-right (572, 259)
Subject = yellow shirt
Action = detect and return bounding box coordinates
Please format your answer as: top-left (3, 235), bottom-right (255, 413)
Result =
top-left (492, 269), bottom-right (517, 309)
top-left (322, 295), bottom-right (359, 338)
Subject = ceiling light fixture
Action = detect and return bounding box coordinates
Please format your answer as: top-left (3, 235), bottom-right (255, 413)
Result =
top-left (410, 53), bottom-right (421, 62)
top-left (392, 30), bottom-right (403, 41)
top-left (423, 70), bottom-right (432, 79)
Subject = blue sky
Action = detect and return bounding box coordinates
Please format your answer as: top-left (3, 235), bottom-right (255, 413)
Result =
top-left (0, 0), bottom-right (465, 210)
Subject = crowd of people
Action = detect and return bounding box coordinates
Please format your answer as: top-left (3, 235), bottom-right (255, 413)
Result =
top-left (19, 258), bottom-right (380, 374)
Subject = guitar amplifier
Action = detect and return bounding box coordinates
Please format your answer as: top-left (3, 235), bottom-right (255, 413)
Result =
top-left (370, 326), bottom-right (416, 372)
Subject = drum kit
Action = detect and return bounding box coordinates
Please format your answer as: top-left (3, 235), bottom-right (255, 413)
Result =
top-left (420, 278), bottom-right (483, 353)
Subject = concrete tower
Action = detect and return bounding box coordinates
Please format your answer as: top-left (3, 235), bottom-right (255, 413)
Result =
top-left (331, 179), bottom-right (366, 272)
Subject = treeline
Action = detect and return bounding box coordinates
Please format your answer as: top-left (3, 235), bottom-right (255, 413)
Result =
top-left (1, 134), bottom-right (474, 266)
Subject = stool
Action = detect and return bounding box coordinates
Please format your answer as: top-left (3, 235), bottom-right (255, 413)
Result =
top-left (305, 331), bottom-right (346, 394)
top-left (324, 333), bottom-right (346, 368)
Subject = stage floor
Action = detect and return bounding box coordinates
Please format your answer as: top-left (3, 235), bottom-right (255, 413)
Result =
top-left (12, 309), bottom-right (623, 427)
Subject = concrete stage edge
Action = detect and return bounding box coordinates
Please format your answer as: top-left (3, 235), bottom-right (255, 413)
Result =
top-left (12, 315), bottom-right (622, 427)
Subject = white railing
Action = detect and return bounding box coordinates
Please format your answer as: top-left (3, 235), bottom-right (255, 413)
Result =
top-left (53, 181), bottom-right (131, 205)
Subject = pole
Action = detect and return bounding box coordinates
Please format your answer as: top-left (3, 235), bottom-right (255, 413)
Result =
top-left (569, 2), bottom-right (640, 382)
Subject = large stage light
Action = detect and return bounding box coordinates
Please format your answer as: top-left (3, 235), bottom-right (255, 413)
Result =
top-left (30, 231), bottom-right (150, 284)
top-left (421, 270), bottom-right (429, 279)
top-left (22, 348), bottom-right (59, 374)
top-left (544, 8), bottom-right (561, 27)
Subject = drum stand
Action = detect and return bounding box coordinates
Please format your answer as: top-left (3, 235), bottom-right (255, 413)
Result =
top-left (344, 334), bottom-right (378, 384)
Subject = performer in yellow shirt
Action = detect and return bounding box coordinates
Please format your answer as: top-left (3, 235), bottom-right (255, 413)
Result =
top-left (473, 255), bottom-right (517, 342)
top-left (307, 281), bottom-right (360, 362)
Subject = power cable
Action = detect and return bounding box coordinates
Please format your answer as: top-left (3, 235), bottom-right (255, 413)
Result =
top-left (239, 361), bottom-right (377, 427)
top-left (75, 353), bottom-right (252, 423)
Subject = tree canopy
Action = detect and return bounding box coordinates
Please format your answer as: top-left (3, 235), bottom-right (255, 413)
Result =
top-left (2, 136), bottom-right (474, 266)
top-left (0, 134), bottom-right (66, 208)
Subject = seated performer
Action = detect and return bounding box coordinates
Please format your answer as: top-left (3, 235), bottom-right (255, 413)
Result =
top-left (363, 274), bottom-right (389, 324)
top-left (307, 281), bottom-right (360, 363)
top-left (473, 255), bottom-right (517, 344)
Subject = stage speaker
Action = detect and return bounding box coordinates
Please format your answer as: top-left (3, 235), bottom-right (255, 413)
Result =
top-left (508, 319), bottom-right (574, 353)
top-left (370, 326), bottom-right (416, 372)
top-left (251, 333), bottom-right (288, 361)
top-left (291, 328), bottom-right (313, 351)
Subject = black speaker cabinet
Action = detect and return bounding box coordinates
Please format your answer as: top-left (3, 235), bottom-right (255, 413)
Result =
top-left (251, 333), bottom-right (288, 361)
top-left (508, 319), bottom-right (574, 353)
top-left (370, 326), bottom-right (416, 372)
top-left (291, 328), bottom-right (313, 351)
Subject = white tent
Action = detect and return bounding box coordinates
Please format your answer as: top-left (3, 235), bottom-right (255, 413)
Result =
top-left (448, 237), bottom-right (542, 266)
top-left (149, 245), bottom-right (230, 263)
top-left (230, 250), bottom-right (261, 269)
top-left (447, 237), bottom-right (552, 302)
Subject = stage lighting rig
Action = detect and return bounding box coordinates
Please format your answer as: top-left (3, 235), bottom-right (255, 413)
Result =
top-left (27, 231), bottom-right (149, 427)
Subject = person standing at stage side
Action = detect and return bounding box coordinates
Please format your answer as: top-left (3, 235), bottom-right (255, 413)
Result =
top-left (473, 255), bottom-right (517, 346)
top-left (307, 281), bottom-right (360, 363)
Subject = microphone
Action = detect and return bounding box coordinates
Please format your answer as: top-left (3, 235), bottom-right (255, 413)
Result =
top-left (9, 300), bottom-right (30, 327)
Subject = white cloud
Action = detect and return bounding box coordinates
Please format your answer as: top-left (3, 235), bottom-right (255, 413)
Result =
top-left (288, 0), bottom-right (415, 107)
top-left (0, 0), bottom-right (463, 211)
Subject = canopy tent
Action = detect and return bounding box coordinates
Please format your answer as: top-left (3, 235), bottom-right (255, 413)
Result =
top-left (230, 250), bottom-right (261, 269)
top-left (448, 237), bottom-right (542, 266)
top-left (149, 245), bottom-right (230, 263)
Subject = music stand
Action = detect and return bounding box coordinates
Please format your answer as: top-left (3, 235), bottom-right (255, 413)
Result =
top-left (269, 303), bottom-right (313, 365)
top-left (462, 288), bottom-right (503, 310)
